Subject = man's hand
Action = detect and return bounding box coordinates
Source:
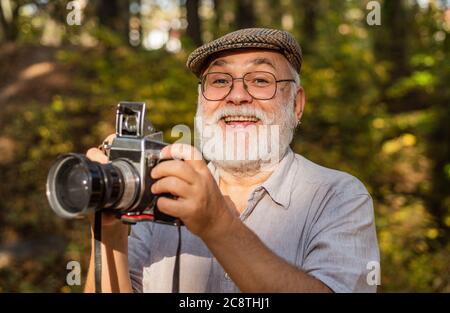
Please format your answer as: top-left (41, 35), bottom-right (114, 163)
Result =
top-left (151, 143), bottom-right (238, 240)
top-left (150, 144), bottom-right (330, 293)
top-left (85, 134), bottom-right (123, 228)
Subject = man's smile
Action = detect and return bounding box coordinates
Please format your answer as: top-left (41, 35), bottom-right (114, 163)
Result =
top-left (220, 115), bottom-right (262, 128)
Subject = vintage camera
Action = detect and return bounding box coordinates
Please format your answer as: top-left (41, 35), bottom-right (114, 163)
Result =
top-left (46, 102), bottom-right (179, 225)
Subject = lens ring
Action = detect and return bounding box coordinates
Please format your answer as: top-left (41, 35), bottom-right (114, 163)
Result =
top-left (46, 153), bottom-right (93, 219)
top-left (111, 159), bottom-right (140, 211)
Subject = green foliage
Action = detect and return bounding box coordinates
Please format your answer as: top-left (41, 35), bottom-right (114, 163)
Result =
top-left (0, 0), bottom-right (449, 292)
top-left (0, 29), bottom-right (198, 292)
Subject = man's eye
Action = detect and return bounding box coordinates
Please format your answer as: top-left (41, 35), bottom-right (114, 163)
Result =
top-left (212, 79), bottom-right (230, 86)
top-left (251, 78), bottom-right (270, 86)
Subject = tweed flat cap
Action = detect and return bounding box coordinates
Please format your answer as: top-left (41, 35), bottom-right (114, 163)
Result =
top-left (186, 28), bottom-right (303, 77)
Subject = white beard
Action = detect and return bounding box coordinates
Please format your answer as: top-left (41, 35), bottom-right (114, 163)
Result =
top-left (195, 93), bottom-right (297, 176)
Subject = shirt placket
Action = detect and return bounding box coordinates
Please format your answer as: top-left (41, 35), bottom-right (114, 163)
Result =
top-left (213, 187), bottom-right (266, 292)
top-left (240, 187), bottom-right (265, 222)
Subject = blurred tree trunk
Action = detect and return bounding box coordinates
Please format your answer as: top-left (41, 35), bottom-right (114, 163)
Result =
top-left (267, 0), bottom-right (283, 29)
top-left (186, 0), bottom-right (203, 46)
top-left (0, 0), bottom-right (20, 42)
top-left (380, 0), bottom-right (409, 79)
top-left (427, 100), bottom-right (450, 245)
top-left (236, 0), bottom-right (255, 29)
top-left (301, 0), bottom-right (318, 44)
top-left (371, 0), bottom-right (425, 113)
top-left (96, 0), bottom-right (129, 41)
top-left (425, 12), bottom-right (450, 245)
top-left (291, 0), bottom-right (320, 54)
top-left (213, 0), bottom-right (222, 37)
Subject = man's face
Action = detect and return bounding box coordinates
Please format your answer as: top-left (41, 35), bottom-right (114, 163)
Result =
top-left (195, 49), bottom-right (303, 174)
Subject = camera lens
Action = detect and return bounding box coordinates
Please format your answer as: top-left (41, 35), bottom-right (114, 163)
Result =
top-left (46, 154), bottom-right (139, 219)
top-left (56, 162), bottom-right (90, 214)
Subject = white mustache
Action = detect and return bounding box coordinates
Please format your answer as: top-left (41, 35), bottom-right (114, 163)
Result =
top-left (206, 106), bottom-right (273, 125)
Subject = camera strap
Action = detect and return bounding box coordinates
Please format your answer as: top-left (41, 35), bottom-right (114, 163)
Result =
top-left (93, 211), bottom-right (180, 293)
top-left (94, 211), bottom-right (102, 293)
top-left (172, 224), bottom-right (182, 293)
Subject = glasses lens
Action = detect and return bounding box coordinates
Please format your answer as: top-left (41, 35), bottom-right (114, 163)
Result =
top-left (202, 72), bottom-right (278, 100)
top-left (203, 73), bottom-right (232, 100)
top-left (244, 72), bottom-right (276, 100)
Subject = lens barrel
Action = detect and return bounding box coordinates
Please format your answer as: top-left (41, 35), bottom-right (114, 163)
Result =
top-left (46, 153), bottom-right (138, 219)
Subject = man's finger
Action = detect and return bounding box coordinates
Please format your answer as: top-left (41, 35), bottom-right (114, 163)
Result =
top-left (160, 144), bottom-right (205, 170)
top-left (151, 160), bottom-right (197, 184)
top-left (86, 148), bottom-right (108, 164)
top-left (156, 196), bottom-right (185, 218)
top-left (103, 134), bottom-right (116, 145)
top-left (151, 176), bottom-right (191, 198)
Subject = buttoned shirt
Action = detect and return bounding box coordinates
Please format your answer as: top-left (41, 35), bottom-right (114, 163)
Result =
top-left (128, 148), bottom-right (380, 292)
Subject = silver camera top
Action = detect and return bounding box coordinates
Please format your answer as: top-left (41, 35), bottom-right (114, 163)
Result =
top-left (116, 102), bottom-right (146, 137)
top-left (115, 102), bottom-right (164, 143)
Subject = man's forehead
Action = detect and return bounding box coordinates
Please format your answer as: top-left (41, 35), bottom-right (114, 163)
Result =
top-left (205, 49), bottom-right (289, 72)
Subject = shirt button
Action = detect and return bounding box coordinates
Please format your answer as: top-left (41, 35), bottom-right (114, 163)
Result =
top-left (224, 272), bottom-right (231, 280)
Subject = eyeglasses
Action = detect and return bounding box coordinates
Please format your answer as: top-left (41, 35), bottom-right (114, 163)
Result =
top-left (199, 71), bottom-right (296, 101)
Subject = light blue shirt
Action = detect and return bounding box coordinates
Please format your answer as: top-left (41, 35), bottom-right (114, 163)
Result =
top-left (128, 148), bottom-right (380, 292)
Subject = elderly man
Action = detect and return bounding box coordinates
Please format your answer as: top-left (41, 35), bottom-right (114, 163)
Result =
top-left (84, 28), bottom-right (379, 293)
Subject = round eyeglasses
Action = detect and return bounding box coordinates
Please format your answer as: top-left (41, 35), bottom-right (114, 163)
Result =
top-left (199, 71), bottom-right (296, 101)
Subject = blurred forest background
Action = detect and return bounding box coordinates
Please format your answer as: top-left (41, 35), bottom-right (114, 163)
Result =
top-left (0, 0), bottom-right (449, 292)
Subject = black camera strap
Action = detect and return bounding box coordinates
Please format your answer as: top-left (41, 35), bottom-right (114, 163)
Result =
top-left (93, 211), bottom-right (181, 293)
top-left (172, 224), bottom-right (182, 293)
top-left (94, 210), bottom-right (102, 293)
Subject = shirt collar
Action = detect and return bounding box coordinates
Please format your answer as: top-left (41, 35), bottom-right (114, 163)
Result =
top-left (258, 148), bottom-right (297, 208)
top-left (207, 148), bottom-right (298, 209)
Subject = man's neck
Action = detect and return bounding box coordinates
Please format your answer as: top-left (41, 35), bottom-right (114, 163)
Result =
top-left (218, 168), bottom-right (273, 189)
top-left (216, 164), bottom-right (279, 214)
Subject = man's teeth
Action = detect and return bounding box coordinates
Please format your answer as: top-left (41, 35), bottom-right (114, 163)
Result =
top-left (223, 116), bottom-right (259, 123)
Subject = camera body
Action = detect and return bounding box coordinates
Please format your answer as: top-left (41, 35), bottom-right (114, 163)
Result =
top-left (46, 102), bottom-right (180, 225)
top-left (109, 101), bottom-right (178, 224)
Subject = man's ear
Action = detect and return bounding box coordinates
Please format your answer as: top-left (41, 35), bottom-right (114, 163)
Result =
top-left (294, 86), bottom-right (305, 121)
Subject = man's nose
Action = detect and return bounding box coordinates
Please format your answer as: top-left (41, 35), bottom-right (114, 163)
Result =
top-left (225, 79), bottom-right (253, 105)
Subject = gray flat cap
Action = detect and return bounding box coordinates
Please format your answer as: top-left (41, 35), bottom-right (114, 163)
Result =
top-left (186, 28), bottom-right (303, 77)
